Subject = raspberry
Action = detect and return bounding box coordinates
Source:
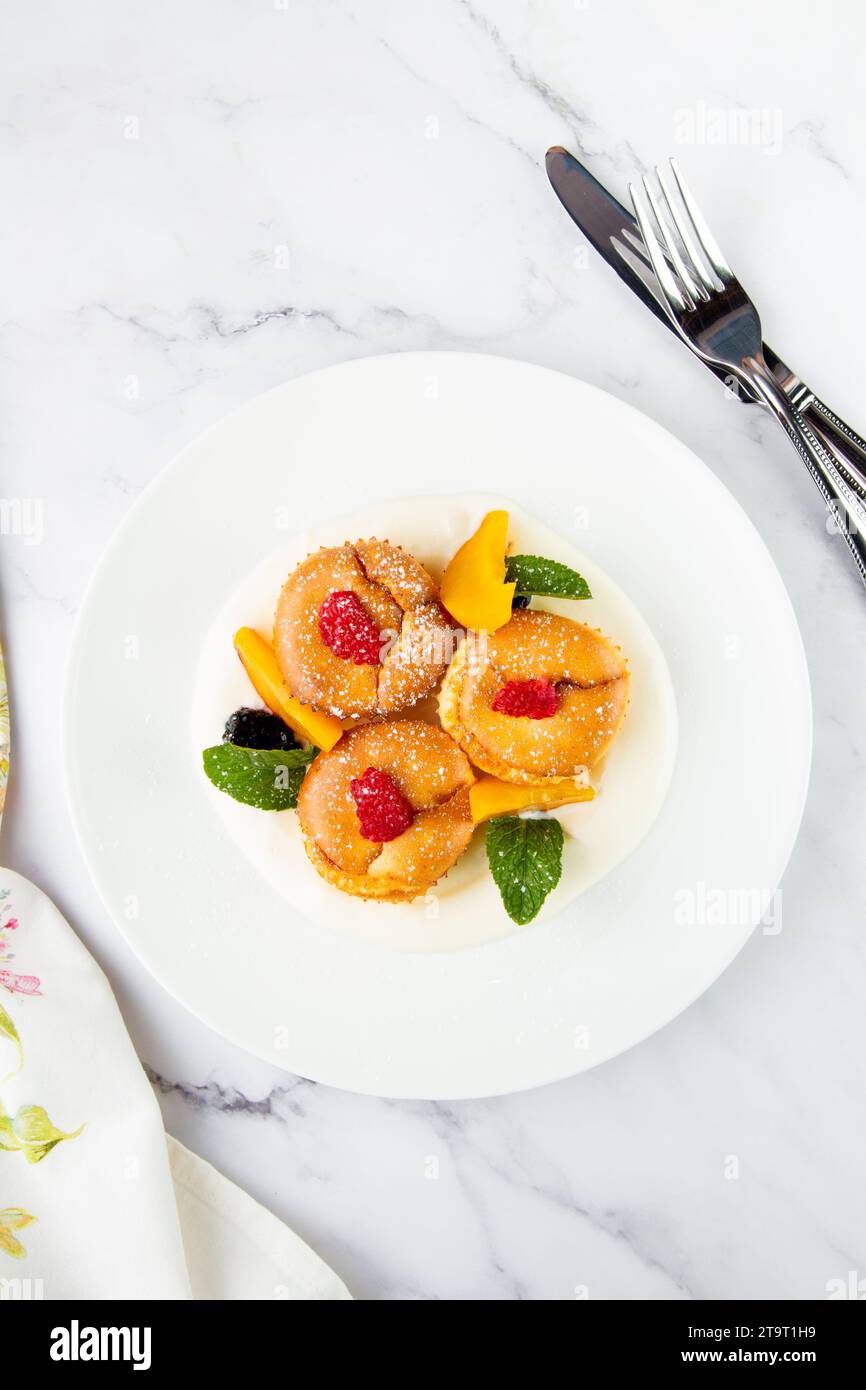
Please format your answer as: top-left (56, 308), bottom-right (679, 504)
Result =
top-left (491, 677), bottom-right (560, 719)
top-left (318, 590), bottom-right (381, 665)
top-left (350, 767), bottom-right (414, 842)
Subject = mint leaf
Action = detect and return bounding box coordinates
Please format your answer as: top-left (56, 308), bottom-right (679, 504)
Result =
top-left (485, 815), bottom-right (564, 925)
top-left (202, 744), bottom-right (316, 810)
top-left (505, 554), bottom-right (591, 601)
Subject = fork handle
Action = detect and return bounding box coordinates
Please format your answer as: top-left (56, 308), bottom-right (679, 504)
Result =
top-left (743, 358), bottom-right (866, 590)
top-left (807, 397), bottom-right (866, 475)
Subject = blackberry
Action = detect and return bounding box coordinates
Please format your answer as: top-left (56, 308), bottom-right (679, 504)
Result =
top-left (223, 707), bottom-right (299, 751)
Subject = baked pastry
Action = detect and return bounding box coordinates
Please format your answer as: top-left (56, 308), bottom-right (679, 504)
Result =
top-left (297, 720), bottom-right (476, 901)
top-left (274, 540), bottom-right (453, 719)
top-left (439, 608), bottom-right (629, 784)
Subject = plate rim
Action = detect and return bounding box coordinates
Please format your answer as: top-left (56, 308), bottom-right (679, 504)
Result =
top-left (62, 350), bottom-right (813, 1098)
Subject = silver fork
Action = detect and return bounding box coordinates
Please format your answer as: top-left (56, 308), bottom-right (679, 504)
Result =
top-left (630, 160), bottom-right (866, 590)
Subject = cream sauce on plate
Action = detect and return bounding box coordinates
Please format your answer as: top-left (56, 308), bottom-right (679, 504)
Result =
top-left (190, 494), bottom-right (677, 952)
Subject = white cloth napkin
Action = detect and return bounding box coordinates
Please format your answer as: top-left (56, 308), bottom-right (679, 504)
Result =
top-left (0, 867), bottom-right (350, 1300)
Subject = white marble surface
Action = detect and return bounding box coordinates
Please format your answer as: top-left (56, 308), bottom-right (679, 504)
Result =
top-left (2, 0), bottom-right (865, 1300)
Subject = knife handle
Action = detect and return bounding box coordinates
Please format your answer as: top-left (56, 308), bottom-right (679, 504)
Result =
top-left (747, 364), bottom-right (866, 589)
top-left (766, 360), bottom-right (866, 498)
top-left (759, 394), bottom-right (866, 501)
top-left (803, 397), bottom-right (866, 499)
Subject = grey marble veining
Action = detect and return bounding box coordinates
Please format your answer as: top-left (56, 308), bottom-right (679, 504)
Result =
top-left (1, 0), bottom-right (865, 1300)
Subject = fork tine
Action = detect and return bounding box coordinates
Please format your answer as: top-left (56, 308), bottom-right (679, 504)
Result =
top-left (620, 224), bottom-right (697, 295)
top-left (642, 174), bottom-right (705, 306)
top-left (629, 183), bottom-right (689, 315)
top-left (669, 157), bottom-right (732, 282)
top-left (655, 165), bottom-right (714, 295)
top-left (620, 225), bottom-right (653, 263)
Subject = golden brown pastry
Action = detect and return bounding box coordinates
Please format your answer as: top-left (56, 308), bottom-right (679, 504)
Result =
top-left (274, 540), bottom-right (453, 719)
top-left (297, 720), bottom-right (475, 901)
top-left (439, 608), bottom-right (629, 784)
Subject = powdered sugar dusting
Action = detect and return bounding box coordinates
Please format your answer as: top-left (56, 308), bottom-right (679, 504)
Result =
top-left (275, 540), bottom-right (452, 718)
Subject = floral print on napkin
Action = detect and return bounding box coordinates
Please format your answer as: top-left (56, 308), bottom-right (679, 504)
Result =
top-left (0, 886), bottom-right (85, 1258)
top-left (0, 1207), bottom-right (36, 1259)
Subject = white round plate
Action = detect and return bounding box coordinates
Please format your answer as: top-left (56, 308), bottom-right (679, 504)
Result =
top-left (64, 353), bottom-right (811, 1099)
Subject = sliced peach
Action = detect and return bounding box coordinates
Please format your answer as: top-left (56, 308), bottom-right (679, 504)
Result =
top-left (233, 627), bottom-right (343, 751)
top-left (440, 509), bottom-right (516, 633)
top-left (469, 773), bottom-right (595, 824)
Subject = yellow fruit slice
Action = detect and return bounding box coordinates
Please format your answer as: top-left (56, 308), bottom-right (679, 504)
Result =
top-left (233, 627), bottom-right (343, 751)
top-left (469, 773), bottom-right (595, 824)
top-left (440, 509), bottom-right (516, 633)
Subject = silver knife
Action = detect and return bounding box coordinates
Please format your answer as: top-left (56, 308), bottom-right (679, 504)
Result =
top-left (546, 146), bottom-right (866, 500)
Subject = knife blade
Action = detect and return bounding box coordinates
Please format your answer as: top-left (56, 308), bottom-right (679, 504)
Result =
top-left (546, 146), bottom-right (866, 498)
